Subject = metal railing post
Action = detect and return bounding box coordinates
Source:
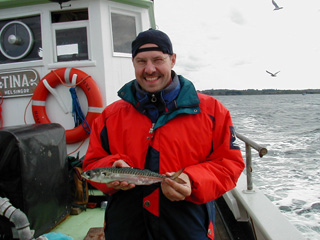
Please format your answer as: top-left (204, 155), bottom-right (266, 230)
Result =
top-left (245, 142), bottom-right (253, 191)
top-left (236, 132), bottom-right (268, 192)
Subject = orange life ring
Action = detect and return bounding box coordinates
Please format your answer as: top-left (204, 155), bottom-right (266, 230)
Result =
top-left (32, 67), bottom-right (103, 144)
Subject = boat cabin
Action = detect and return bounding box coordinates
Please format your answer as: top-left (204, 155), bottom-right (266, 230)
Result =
top-left (0, 0), bottom-right (155, 154)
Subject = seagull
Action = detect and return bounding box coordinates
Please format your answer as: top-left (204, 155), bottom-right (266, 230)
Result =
top-left (266, 70), bottom-right (280, 77)
top-left (272, 0), bottom-right (283, 10)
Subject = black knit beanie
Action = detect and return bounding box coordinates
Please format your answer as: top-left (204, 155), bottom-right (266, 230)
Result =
top-left (131, 28), bottom-right (173, 58)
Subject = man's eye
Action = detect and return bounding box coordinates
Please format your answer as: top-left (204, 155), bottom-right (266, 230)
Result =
top-left (154, 58), bottom-right (163, 64)
top-left (137, 59), bottom-right (146, 64)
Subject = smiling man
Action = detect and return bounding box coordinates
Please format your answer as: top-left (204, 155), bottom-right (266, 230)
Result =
top-left (83, 28), bottom-right (245, 240)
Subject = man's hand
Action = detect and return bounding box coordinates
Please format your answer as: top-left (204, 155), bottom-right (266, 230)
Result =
top-left (161, 172), bottom-right (191, 201)
top-left (106, 160), bottom-right (135, 191)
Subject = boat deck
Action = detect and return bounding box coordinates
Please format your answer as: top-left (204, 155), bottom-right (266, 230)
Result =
top-left (50, 189), bottom-right (238, 240)
top-left (51, 207), bottom-right (231, 240)
top-left (50, 200), bottom-right (233, 240)
top-left (51, 208), bottom-right (105, 239)
top-left (214, 208), bottom-right (231, 240)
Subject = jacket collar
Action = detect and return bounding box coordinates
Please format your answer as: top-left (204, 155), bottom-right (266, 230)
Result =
top-left (118, 72), bottom-right (199, 107)
top-left (117, 72), bottom-right (200, 127)
top-left (133, 74), bottom-right (180, 122)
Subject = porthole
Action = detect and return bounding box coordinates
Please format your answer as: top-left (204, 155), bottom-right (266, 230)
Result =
top-left (0, 21), bottom-right (34, 60)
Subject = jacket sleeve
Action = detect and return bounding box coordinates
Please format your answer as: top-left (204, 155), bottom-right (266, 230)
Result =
top-left (184, 97), bottom-right (245, 204)
top-left (82, 110), bottom-right (134, 194)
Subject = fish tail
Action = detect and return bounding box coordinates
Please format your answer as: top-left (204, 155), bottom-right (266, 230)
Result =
top-left (170, 168), bottom-right (185, 180)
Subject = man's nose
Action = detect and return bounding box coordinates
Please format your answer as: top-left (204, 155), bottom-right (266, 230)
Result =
top-left (144, 60), bottom-right (156, 74)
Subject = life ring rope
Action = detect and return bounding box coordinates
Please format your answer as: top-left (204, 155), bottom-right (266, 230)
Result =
top-left (31, 67), bottom-right (103, 144)
top-left (52, 69), bottom-right (90, 88)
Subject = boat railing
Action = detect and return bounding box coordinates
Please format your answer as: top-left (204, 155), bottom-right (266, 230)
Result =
top-left (235, 132), bottom-right (268, 191)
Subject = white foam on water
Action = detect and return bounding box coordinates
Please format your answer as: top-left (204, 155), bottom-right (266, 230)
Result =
top-left (215, 94), bottom-right (320, 240)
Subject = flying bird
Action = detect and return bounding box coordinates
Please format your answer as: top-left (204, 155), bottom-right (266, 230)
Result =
top-left (266, 70), bottom-right (280, 77)
top-left (272, 0), bottom-right (283, 10)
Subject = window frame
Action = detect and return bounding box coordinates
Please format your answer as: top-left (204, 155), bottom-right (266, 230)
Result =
top-left (51, 19), bottom-right (91, 63)
top-left (109, 6), bottom-right (142, 58)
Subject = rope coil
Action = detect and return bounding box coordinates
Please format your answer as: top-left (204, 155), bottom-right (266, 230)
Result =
top-left (69, 87), bottom-right (91, 134)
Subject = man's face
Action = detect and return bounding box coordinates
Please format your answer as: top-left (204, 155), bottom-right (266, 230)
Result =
top-left (133, 43), bottom-right (176, 93)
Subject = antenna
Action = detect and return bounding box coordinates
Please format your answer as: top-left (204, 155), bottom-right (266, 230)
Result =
top-left (49, 0), bottom-right (71, 9)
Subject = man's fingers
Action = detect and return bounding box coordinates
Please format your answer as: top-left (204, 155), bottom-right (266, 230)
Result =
top-left (106, 181), bottom-right (135, 190)
top-left (161, 172), bottom-right (191, 201)
top-left (162, 178), bottom-right (189, 201)
top-left (112, 160), bottom-right (130, 168)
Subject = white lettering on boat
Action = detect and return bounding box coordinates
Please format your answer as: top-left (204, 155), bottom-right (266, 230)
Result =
top-left (0, 69), bottom-right (39, 98)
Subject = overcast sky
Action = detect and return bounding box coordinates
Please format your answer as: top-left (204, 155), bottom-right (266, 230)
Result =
top-left (154, 0), bottom-right (320, 90)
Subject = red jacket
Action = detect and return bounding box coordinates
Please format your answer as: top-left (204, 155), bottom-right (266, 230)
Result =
top-left (83, 75), bottom-right (244, 239)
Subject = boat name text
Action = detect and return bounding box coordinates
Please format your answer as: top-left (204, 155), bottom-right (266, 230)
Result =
top-left (0, 69), bottom-right (40, 98)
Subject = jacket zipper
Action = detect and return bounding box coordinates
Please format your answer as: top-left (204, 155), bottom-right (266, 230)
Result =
top-left (146, 123), bottom-right (155, 140)
top-left (149, 123), bottom-right (155, 134)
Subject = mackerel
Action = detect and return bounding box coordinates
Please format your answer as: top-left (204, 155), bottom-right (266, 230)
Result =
top-left (81, 167), bottom-right (184, 185)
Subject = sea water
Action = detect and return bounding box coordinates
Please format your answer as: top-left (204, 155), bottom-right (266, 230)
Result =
top-left (214, 94), bottom-right (320, 240)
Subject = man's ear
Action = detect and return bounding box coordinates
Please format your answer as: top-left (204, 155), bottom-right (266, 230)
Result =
top-left (170, 53), bottom-right (177, 68)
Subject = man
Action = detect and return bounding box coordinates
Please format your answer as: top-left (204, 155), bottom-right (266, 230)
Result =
top-left (83, 28), bottom-right (244, 240)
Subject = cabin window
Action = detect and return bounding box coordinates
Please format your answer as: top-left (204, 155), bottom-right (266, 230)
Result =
top-left (0, 15), bottom-right (42, 64)
top-left (111, 12), bottom-right (137, 55)
top-left (51, 9), bottom-right (88, 23)
top-left (55, 27), bottom-right (88, 62)
top-left (51, 9), bottom-right (90, 62)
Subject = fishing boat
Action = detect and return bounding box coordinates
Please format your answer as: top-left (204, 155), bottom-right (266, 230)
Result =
top-left (0, 0), bottom-right (305, 239)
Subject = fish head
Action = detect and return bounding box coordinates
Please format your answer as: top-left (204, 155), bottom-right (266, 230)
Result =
top-left (81, 170), bottom-right (93, 180)
top-left (81, 168), bottom-right (113, 182)
top-left (81, 169), bottom-right (101, 181)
